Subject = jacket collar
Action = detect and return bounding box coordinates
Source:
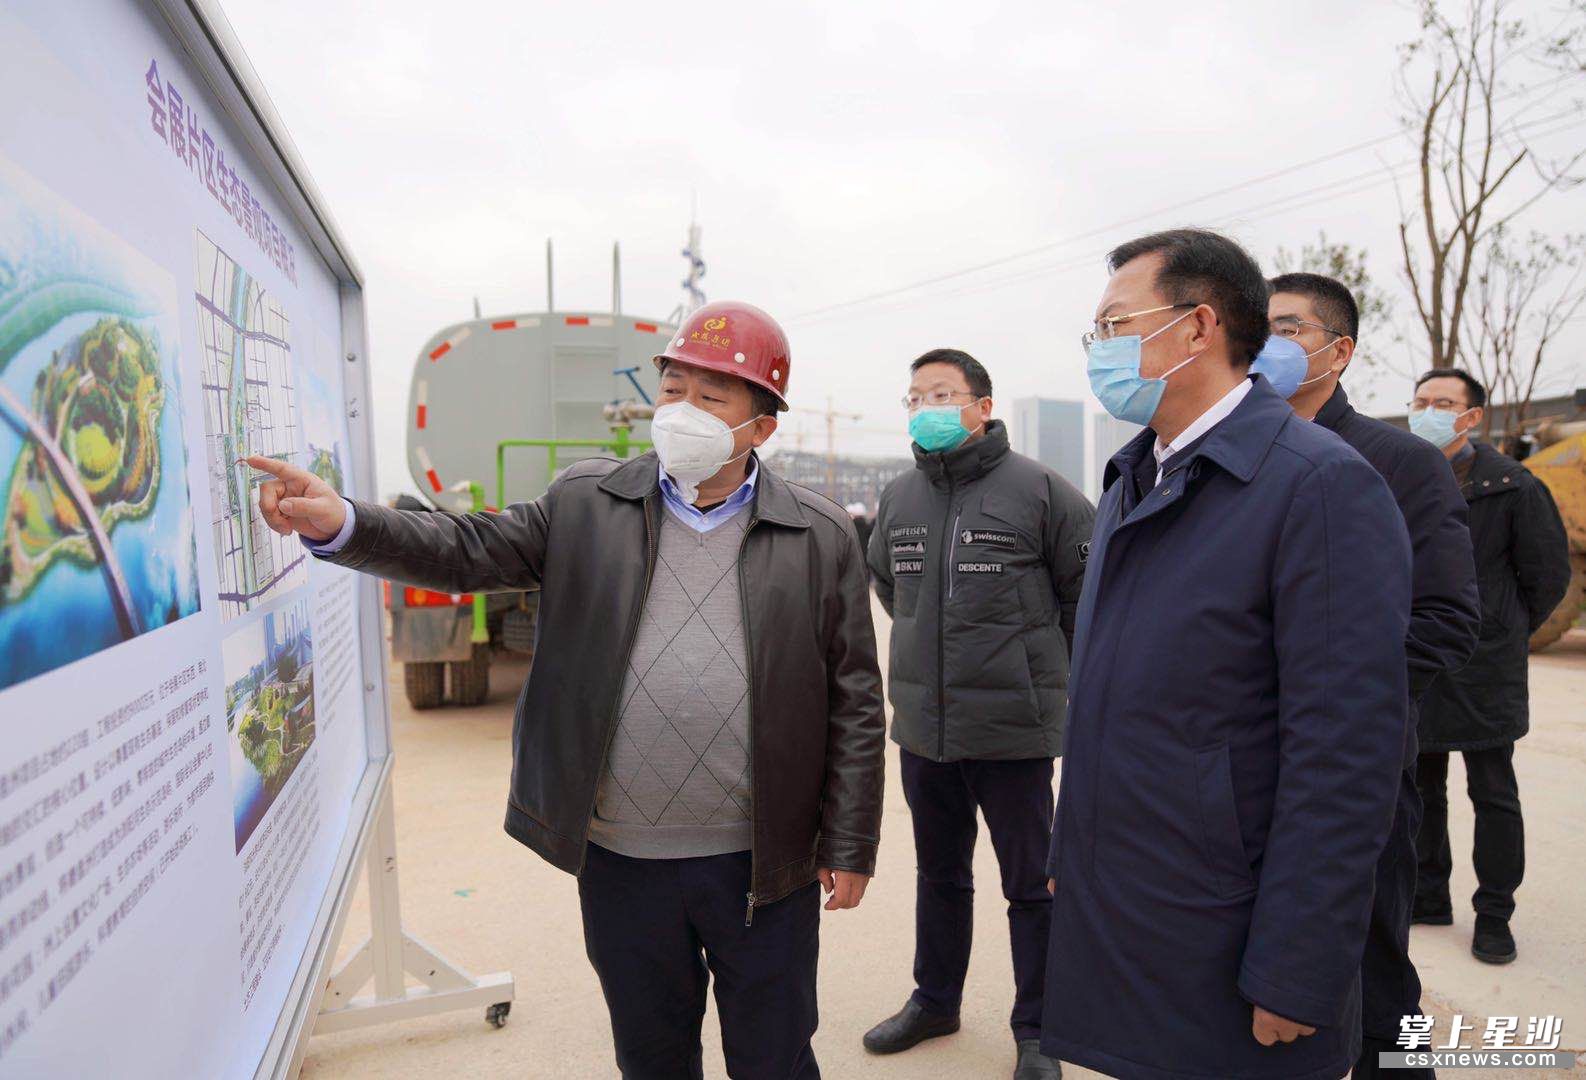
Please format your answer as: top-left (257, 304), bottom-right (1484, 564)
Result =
top-left (1464, 440), bottom-right (1528, 500)
top-left (1312, 383), bottom-right (1355, 432)
top-left (598, 450), bottom-right (809, 528)
top-left (913, 419), bottom-right (1011, 488)
top-left (1103, 375), bottom-right (1289, 492)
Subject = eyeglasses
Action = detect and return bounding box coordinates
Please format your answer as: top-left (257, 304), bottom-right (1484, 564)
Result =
top-left (1407, 397), bottom-right (1470, 414)
top-left (1269, 315), bottom-right (1345, 340)
top-left (1081, 303), bottom-right (1199, 351)
top-left (902, 390), bottom-right (981, 410)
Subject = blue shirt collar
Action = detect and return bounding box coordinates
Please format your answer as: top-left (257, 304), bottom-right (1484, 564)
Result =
top-left (657, 458), bottom-right (758, 533)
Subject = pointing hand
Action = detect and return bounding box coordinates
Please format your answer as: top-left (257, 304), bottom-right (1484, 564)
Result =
top-left (243, 455), bottom-right (346, 542)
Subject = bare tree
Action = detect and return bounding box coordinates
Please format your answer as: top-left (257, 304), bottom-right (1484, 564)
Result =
top-left (1466, 228), bottom-right (1586, 440)
top-left (1394, 0), bottom-right (1586, 383)
top-left (1274, 231), bottom-right (1400, 372)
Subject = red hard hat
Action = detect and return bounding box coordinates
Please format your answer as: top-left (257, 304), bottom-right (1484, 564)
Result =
top-left (653, 300), bottom-right (791, 411)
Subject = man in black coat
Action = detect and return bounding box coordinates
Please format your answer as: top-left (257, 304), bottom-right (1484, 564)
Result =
top-left (865, 349), bottom-right (1093, 1080)
top-left (1408, 368), bottom-right (1571, 966)
top-left (1266, 275), bottom-right (1481, 1079)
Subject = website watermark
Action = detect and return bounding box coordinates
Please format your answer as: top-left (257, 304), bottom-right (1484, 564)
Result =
top-left (1383, 1014), bottom-right (1574, 1070)
top-left (1380, 1050), bottom-right (1575, 1069)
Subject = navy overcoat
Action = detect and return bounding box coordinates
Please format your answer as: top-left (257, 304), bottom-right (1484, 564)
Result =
top-left (1041, 378), bottom-right (1412, 1080)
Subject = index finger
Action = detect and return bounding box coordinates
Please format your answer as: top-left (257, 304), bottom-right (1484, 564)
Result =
top-left (242, 454), bottom-right (294, 478)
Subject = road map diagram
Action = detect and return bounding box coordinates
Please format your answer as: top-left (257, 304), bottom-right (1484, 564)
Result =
top-left (196, 231), bottom-right (306, 621)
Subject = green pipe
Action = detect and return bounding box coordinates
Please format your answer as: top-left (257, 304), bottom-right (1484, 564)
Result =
top-left (495, 436), bottom-right (654, 510)
top-left (465, 481), bottom-right (489, 644)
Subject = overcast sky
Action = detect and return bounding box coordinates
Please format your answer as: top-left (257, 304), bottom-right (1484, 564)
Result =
top-left (222, 0), bottom-right (1585, 498)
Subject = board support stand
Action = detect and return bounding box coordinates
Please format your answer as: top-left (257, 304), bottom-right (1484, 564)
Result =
top-left (311, 782), bottom-right (515, 1037)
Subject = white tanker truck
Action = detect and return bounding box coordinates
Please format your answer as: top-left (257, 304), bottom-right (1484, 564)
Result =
top-left (390, 241), bottom-right (680, 707)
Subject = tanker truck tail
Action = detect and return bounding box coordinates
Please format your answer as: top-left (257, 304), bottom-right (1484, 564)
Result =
top-left (389, 241), bottom-right (672, 707)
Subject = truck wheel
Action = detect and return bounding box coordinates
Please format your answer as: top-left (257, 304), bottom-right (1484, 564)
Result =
top-left (502, 607), bottom-right (537, 657)
top-left (449, 643), bottom-right (491, 706)
top-left (404, 661), bottom-right (446, 709)
top-left (1529, 553), bottom-right (1585, 652)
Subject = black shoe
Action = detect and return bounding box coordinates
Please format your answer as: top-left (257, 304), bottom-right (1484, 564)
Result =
top-left (1411, 899), bottom-right (1453, 926)
top-left (1014, 1039), bottom-right (1063, 1079)
top-left (1472, 915), bottom-right (1516, 964)
top-left (862, 999), bottom-right (960, 1054)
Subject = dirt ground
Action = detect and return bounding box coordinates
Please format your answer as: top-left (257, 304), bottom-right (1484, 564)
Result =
top-left (302, 612), bottom-right (1586, 1079)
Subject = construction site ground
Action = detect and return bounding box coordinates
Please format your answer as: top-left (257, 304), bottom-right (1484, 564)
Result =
top-left (303, 607), bottom-right (1586, 1079)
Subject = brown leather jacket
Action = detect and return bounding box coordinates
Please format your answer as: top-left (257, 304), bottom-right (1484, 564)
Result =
top-left (318, 452), bottom-right (885, 912)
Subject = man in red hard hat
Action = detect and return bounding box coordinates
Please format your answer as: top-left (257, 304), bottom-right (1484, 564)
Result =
top-left (247, 300), bottom-right (886, 1079)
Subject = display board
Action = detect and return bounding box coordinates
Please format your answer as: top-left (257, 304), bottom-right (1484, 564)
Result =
top-left (0, 2), bottom-right (396, 1076)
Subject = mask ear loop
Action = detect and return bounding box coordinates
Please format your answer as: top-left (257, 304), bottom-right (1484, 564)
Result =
top-left (1295, 337), bottom-right (1349, 387)
top-left (1142, 308), bottom-right (1202, 380)
top-left (720, 413), bottom-right (770, 469)
top-left (963, 396), bottom-right (989, 439)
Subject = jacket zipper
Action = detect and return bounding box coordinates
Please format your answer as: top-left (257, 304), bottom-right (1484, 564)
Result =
top-left (737, 513), bottom-right (759, 926)
top-left (947, 512), bottom-right (962, 600)
top-left (937, 475), bottom-right (956, 761)
top-left (577, 496), bottom-right (658, 874)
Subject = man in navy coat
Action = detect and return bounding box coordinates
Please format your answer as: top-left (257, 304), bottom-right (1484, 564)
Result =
top-left (1041, 230), bottom-right (1413, 1080)
top-left (1264, 274), bottom-right (1480, 1079)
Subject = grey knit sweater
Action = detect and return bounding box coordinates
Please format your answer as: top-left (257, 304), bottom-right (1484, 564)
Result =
top-left (587, 508), bottom-right (753, 858)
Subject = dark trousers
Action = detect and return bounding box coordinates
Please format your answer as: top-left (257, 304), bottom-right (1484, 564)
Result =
top-left (899, 747), bottom-right (1054, 1041)
top-left (1414, 745), bottom-right (1524, 920)
top-left (1352, 770), bottom-right (1432, 1079)
top-left (579, 843), bottom-right (821, 1080)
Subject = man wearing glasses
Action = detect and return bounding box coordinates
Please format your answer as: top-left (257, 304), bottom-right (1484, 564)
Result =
top-left (1266, 274), bottom-right (1479, 1079)
top-left (863, 348), bottom-right (1093, 1080)
top-left (1041, 230), bottom-right (1413, 1080)
top-left (1408, 368), bottom-right (1570, 969)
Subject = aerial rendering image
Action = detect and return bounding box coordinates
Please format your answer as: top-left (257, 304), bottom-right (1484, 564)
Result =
top-left (0, 154), bottom-right (201, 693)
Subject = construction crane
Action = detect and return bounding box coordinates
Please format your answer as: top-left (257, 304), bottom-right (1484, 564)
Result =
top-left (791, 397), bottom-right (863, 494)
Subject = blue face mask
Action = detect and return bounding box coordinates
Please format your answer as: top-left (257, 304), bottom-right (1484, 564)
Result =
top-left (1085, 309), bottom-right (1199, 425)
top-left (1250, 334), bottom-right (1341, 398)
top-left (909, 405), bottom-right (978, 452)
top-left (1250, 336), bottom-right (1310, 398)
top-left (1409, 407), bottom-right (1470, 449)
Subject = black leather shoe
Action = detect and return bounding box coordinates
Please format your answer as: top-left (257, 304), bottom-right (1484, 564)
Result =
top-left (1472, 915), bottom-right (1516, 964)
top-left (862, 999), bottom-right (960, 1054)
top-left (1014, 1039), bottom-right (1063, 1079)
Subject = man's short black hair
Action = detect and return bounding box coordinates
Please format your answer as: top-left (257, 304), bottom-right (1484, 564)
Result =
top-left (910, 348), bottom-right (993, 399)
top-left (1268, 272), bottom-right (1360, 339)
top-left (1106, 229), bottom-right (1270, 367)
top-left (658, 358), bottom-right (782, 418)
top-left (1415, 367), bottom-right (1487, 409)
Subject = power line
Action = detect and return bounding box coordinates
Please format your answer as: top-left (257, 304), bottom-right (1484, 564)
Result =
top-left (785, 73), bottom-right (1581, 327)
top-left (789, 109), bottom-right (1586, 329)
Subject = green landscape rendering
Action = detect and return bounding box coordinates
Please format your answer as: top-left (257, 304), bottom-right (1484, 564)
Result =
top-left (0, 155), bottom-right (201, 692)
top-left (226, 599), bottom-right (316, 851)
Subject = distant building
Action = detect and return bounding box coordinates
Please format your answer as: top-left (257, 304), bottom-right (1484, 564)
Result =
top-left (762, 450), bottom-right (912, 514)
top-left (1090, 413), bottom-right (1141, 501)
top-left (1010, 398), bottom-right (1086, 493)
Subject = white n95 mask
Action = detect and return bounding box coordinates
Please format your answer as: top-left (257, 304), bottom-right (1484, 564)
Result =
top-left (651, 401), bottom-right (762, 504)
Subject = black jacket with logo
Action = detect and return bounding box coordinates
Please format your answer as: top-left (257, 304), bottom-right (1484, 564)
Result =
top-left (314, 452), bottom-right (886, 910)
top-left (868, 421), bottom-right (1095, 761)
top-left (1419, 440), bottom-right (1571, 752)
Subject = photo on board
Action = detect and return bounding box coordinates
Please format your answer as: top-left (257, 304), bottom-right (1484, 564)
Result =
top-left (225, 597), bottom-right (317, 853)
top-left (0, 153), bottom-right (202, 693)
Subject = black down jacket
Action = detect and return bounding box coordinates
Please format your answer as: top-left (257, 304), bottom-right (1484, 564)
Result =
top-left (867, 421), bottom-right (1095, 761)
top-left (1419, 441), bottom-right (1571, 752)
